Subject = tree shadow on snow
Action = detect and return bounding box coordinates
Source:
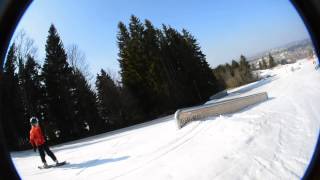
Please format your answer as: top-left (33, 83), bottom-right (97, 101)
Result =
top-left (63, 156), bottom-right (130, 169)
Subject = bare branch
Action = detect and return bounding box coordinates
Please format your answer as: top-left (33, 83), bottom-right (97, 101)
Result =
top-left (14, 29), bottom-right (38, 62)
top-left (67, 44), bottom-right (91, 78)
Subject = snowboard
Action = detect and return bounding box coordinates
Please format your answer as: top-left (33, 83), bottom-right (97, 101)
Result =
top-left (38, 161), bottom-right (68, 169)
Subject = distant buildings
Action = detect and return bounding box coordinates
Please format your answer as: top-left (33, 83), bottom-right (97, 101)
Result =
top-left (249, 39), bottom-right (314, 69)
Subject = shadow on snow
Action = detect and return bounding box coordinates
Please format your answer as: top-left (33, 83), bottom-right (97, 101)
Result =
top-left (63, 156), bottom-right (130, 169)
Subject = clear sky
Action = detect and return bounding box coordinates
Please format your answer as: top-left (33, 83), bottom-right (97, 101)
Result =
top-left (14, 0), bottom-right (310, 76)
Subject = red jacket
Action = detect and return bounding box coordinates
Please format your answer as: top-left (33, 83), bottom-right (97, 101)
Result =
top-left (29, 125), bottom-right (46, 147)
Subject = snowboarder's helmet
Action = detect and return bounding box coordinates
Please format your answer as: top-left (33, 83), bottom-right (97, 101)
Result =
top-left (30, 117), bottom-right (38, 125)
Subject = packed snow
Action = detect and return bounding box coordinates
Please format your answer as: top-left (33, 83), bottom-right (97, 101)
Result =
top-left (11, 58), bottom-right (320, 180)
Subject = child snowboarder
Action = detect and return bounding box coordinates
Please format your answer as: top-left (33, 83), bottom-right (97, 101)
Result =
top-left (29, 117), bottom-right (59, 168)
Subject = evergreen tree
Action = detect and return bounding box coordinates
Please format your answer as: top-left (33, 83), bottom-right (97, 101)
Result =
top-left (160, 26), bottom-right (210, 105)
top-left (239, 55), bottom-right (253, 83)
top-left (259, 61), bottom-right (263, 70)
top-left (66, 45), bottom-right (103, 134)
top-left (42, 24), bottom-right (75, 139)
top-left (268, 53), bottom-right (276, 68)
top-left (142, 19), bottom-right (171, 113)
top-left (117, 22), bottom-right (131, 81)
top-left (262, 58), bottom-right (268, 69)
top-left (96, 69), bottom-right (123, 128)
top-left (212, 65), bottom-right (227, 89)
top-left (117, 17), bottom-right (149, 118)
top-left (118, 86), bottom-right (145, 126)
top-left (117, 15), bottom-right (221, 121)
top-left (225, 63), bottom-right (233, 77)
top-left (159, 25), bottom-right (187, 106)
top-left (181, 29), bottom-right (220, 100)
top-left (231, 60), bottom-right (239, 69)
top-left (1, 44), bottom-right (26, 149)
top-left (226, 62), bottom-right (239, 87)
top-left (117, 20), bottom-right (148, 124)
top-left (72, 69), bottom-right (103, 134)
top-left (21, 55), bottom-right (43, 119)
top-left (212, 55), bottom-right (256, 89)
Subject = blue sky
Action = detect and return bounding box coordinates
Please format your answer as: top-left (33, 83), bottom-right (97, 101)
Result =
top-left (14, 0), bottom-right (310, 76)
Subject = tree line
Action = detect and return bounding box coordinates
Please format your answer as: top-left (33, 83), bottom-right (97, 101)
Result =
top-left (212, 55), bottom-right (257, 88)
top-left (1, 26), bottom-right (105, 150)
top-left (117, 15), bottom-right (222, 120)
top-left (1, 15), bottom-right (255, 150)
top-left (258, 53), bottom-right (276, 70)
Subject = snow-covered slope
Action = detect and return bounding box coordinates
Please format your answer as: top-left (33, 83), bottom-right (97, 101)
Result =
top-left (11, 58), bottom-right (320, 180)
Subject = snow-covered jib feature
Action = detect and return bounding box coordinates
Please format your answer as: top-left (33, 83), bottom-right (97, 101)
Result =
top-left (175, 92), bottom-right (268, 128)
top-left (11, 58), bottom-right (320, 180)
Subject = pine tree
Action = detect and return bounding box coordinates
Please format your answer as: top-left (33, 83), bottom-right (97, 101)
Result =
top-left (1, 44), bottom-right (26, 149)
top-left (117, 20), bottom-right (148, 123)
top-left (66, 45), bottom-right (103, 134)
top-left (225, 63), bottom-right (233, 77)
top-left (127, 16), bottom-right (156, 116)
top-left (239, 55), bottom-right (253, 84)
top-left (42, 24), bottom-right (75, 139)
top-left (212, 55), bottom-right (256, 89)
top-left (225, 63), bottom-right (239, 87)
top-left (212, 65), bottom-right (227, 89)
top-left (161, 26), bottom-right (207, 105)
top-left (117, 22), bottom-right (131, 82)
top-left (21, 55), bottom-right (43, 118)
top-left (231, 60), bottom-right (239, 69)
top-left (181, 29), bottom-right (220, 101)
top-left (118, 86), bottom-right (145, 126)
top-left (12, 32), bottom-right (42, 147)
top-left (72, 69), bottom-right (103, 134)
top-left (142, 19), bottom-right (170, 112)
top-left (259, 61), bottom-right (263, 70)
top-left (268, 53), bottom-right (276, 68)
top-left (159, 25), bottom-right (187, 106)
top-left (118, 16), bottom-right (162, 118)
top-left (262, 58), bottom-right (268, 69)
top-left (117, 15), bottom-right (221, 120)
top-left (96, 69), bottom-right (123, 128)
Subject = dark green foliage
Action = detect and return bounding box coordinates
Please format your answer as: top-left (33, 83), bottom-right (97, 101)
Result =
top-left (239, 55), bottom-right (254, 83)
top-left (259, 61), bottom-right (263, 70)
top-left (3, 25), bottom-right (113, 149)
top-left (96, 69), bottom-right (124, 128)
top-left (42, 24), bottom-right (76, 139)
top-left (71, 69), bottom-right (103, 134)
top-left (40, 24), bottom-right (105, 141)
top-left (258, 54), bottom-right (276, 70)
top-left (117, 15), bottom-right (220, 121)
top-left (1, 44), bottom-right (27, 149)
top-left (213, 55), bottom-right (257, 88)
top-left (181, 29), bottom-right (221, 102)
top-left (231, 60), bottom-right (239, 69)
top-left (118, 87), bottom-right (145, 126)
top-left (20, 55), bottom-right (43, 120)
top-left (268, 53), bottom-right (276, 68)
top-left (262, 58), bottom-right (268, 69)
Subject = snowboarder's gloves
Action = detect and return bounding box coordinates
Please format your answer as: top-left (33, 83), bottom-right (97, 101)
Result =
top-left (33, 147), bottom-right (36, 152)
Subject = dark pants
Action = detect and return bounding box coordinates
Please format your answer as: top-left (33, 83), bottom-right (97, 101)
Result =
top-left (38, 143), bottom-right (57, 163)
